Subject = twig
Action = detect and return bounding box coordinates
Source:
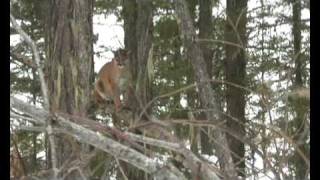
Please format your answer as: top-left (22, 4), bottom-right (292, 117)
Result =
top-left (196, 38), bottom-right (244, 49)
top-left (15, 126), bottom-right (45, 132)
top-left (115, 158), bottom-right (129, 180)
top-left (62, 166), bottom-right (87, 180)
top-left (10, 112), bottom-right (40, 124)
top-left (139, 79), bottom-right (255, 122)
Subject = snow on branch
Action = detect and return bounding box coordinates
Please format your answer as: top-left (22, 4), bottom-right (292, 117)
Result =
top-left (10, 97), bottom-right (187, 180)
top-left (10, 96), bottom-right (223, 179)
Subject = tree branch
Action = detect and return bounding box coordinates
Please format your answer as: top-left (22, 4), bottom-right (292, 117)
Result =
top-left (10, 12), bottom-right (57, 177)
top-left (10, 96), bottom-right (186, 180)
top-left (174, 0), bottom-right (237, 178)
top-left (10, 14), bottom-right (49, 110)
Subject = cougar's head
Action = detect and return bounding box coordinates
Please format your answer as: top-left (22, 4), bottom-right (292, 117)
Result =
top-left (113, 49), bottom-right (131, 67)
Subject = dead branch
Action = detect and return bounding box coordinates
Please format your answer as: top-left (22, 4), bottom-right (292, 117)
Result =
top-left (10, 12), bottom-right (58, 178)
top-left (174, 0), bottom-right (237, 178)
top-left (10, 96), bottom-right (187, 180)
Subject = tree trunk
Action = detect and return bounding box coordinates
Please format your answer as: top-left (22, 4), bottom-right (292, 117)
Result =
top-left (44, 0), bottom-right (94, 178)
top-left (31, 69), bottom-right (38, 172)
top-left (292, 0), bottom-right (309, 178)
top-left (174, 0), bottom-right (237, 178)
top-left (198, 0), bottom-right (214, 155)
top-left (224, 0), bottom-right (248, 177)
top-left (123, 0), bottom-right (137, 81)
top-left (293, 0), bottom-right (303, 87)
top-left (123, 0), bottom-right (153, 122)
top-left (135, 0), bottom-right (153, 109)
top-left (122, 0), bottom-right (153, 179)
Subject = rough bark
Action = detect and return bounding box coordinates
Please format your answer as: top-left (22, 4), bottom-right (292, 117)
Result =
top-left (135, 0), bottom-right (153, 108)
top-left (45, 0), bottom-right (94, 115)
top-left (122, 0), bottom-right (153, 179)
top-left (123, 0), bottom-right (153, 115)
top-left (293, 0), bottom-right (303, 87)
top-left (292, 0), bottom-right (309, 178)
top-left (44, 0), bottom-right (94, 178)
top-left (123, 0), bottom-right (138, 80)
top-left (174, 0), bottom-right (237, 179)
top-left (31, 70), bottom-right (39, 173)
top-left (225, 0), bottom-right (248, 177)
top-left (198, 0), bottom-right (214, 155)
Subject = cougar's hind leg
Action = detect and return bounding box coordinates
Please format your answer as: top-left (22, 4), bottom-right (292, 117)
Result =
top-left (106, 79), bottom-right (121, 112)
top-left (113, 87), bottom-right (122, 112)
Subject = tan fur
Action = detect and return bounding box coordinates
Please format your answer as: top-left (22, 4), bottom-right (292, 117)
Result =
top-left (93, 49), bottom-right (131, 112)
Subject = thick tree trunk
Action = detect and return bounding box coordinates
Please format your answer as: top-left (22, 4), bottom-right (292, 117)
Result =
top-left (122, 0), bottom-right (153, 179)
top-left (292, 0), bottom-right (309, 178)
top-left (135, 0), bottom-right (153, 108)
top-left (174, 0), bottom-right (237, 178)
top-left (225, 0), bottom-right (248, 177)
top-left (123, 0), bottom-right (153, 114)
top-left (45, 0), bottom-right (94, 115)
top-left (293, 0), bottom-right (303, 87)
top-left (44, 0), bottom-right (94, 178)
top-left (31, 69), bottom-right (38, 172)
top-left (198, 0), bottom-right (214, 155)
top-left (123, 0), bottom-right (137, 80)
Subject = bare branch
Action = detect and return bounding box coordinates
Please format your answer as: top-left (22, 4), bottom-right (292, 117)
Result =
top-left (115, 158), bottom-right (129, 180)
top-left (174, 0), bottom-right (237, 178)
top-left (10, 50), bottom-right (37, 68)
top-left (10, 96), bottom-right (186, 180)
top-left (125, 132), bottom-right (220, 180)
top-left (10, 12), bottom-right (58, 176)
top-left (124, 132), bottom-right (180, 151)
top-left (10, 14), bottom-right (49, 110)
top-left (11, 95), bottom-right (223, 179)
top-left (10, 97), bottom-right (47, 125)
top-left (196, 38), bottom-right (245, 49)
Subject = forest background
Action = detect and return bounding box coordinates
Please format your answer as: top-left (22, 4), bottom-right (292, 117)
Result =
top-left (10, 0), bottom-right (310, 179)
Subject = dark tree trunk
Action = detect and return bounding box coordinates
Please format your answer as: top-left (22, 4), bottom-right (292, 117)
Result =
top-left (45, 0), bottom-right (94, 115)
top-left (293, 0), bottom-right (303, 87)
top-left (44, 0), bottom-right (94, 178)
top-left (135, 0), bottom-right (153, 109)
top-left (123, 0), bottom-right (137, 81)
top-left (123, 0), bottom-right (153, 114)
top-left (31, 69), bottom-right (38, 172)
top-left (184, 0), bottom-right (199, 154)
top-left (123, 0), bottom-right (153, 119)
top-left (198, 0), bottom-right (214, 155)
top-left (224, 0), bottom-right (248, 177)
top-left (174, 0), bottom-right (237, 178)
top-left (292, 0), bottom-right (309, 178)
top-left (122, 0), bottom-right (153, 179)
